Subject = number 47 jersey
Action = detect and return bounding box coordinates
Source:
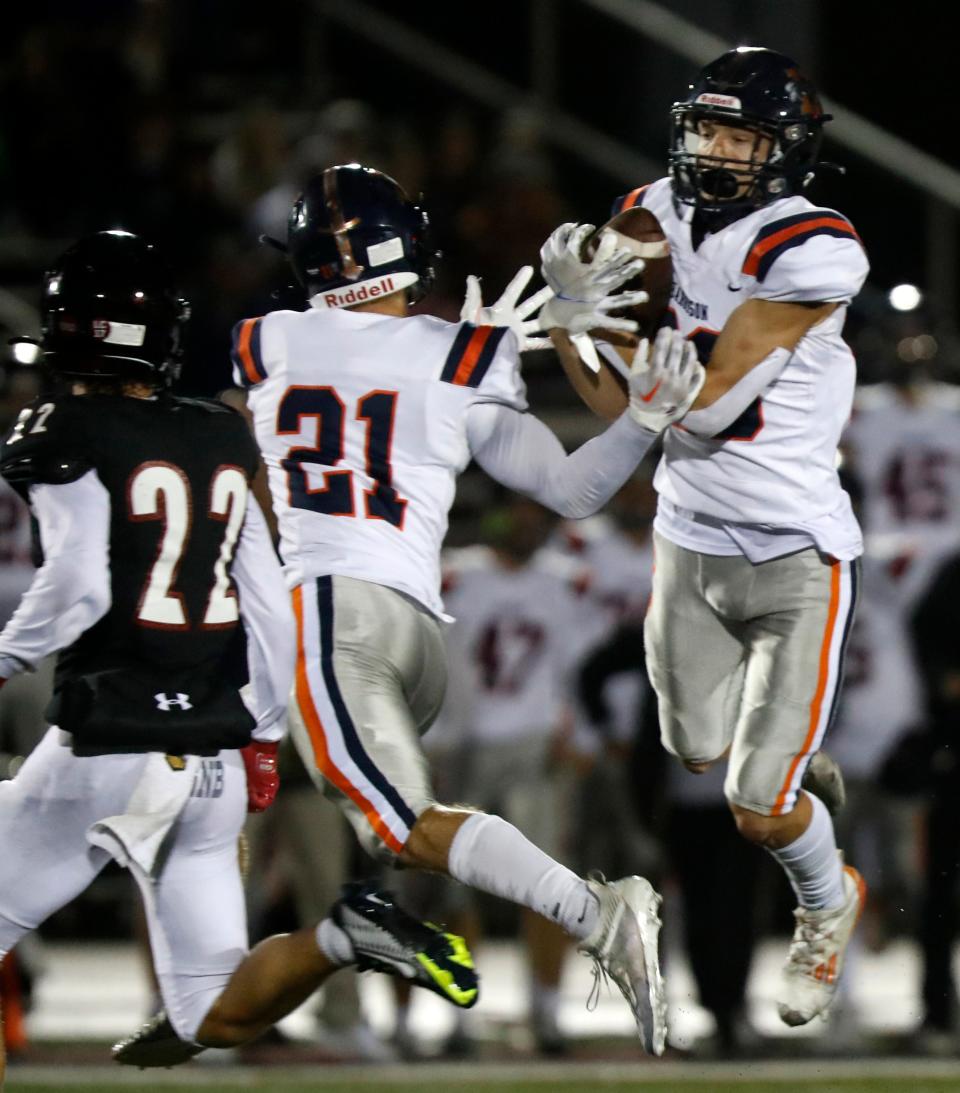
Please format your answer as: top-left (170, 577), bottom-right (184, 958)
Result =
top-left (234, 306), bottom-right (527, 617)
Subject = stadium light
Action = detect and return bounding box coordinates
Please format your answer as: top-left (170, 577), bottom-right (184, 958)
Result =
top-left (12, 341), bottom-right (40, 365)
top-left (888, 283), bottom-right (923, 312)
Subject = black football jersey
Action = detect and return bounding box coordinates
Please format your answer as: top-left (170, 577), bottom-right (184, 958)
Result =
top-left (0, 393), bottom-right (259, 690)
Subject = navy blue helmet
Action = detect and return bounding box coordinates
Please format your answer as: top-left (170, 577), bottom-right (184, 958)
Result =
top-left (41, 230), bottom-right (189, 385)
top-left (669, 47), bottom-right (830, 213)
top-left (271, 164), bottom-right (438, 308)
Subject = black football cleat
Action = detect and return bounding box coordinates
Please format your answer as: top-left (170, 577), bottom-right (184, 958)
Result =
top-left (801, 751), bottom-right (847, 816)
top-left (112, 1010), bottom-right (205, 1068)
top-left (332, 881), bottom-right (479, 1008)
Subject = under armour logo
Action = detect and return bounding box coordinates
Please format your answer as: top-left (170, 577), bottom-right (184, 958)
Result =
top-left (154, 692), bottom-right (193, 711)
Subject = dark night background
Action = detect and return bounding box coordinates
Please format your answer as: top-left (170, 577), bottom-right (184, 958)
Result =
top-left (0, 0), bottom-right (955, 398)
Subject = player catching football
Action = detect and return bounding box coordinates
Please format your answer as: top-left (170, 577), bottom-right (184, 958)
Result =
top-left (0, 232), bottom-right (487, 1081)
top-left (542, 46), bottom-right (869, 1029)
top-left (231, 162), bottom-right (706, 1054)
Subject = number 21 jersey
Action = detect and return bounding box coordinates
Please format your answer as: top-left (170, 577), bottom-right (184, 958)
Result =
top-left (233, 306), bottom-right (526, 616)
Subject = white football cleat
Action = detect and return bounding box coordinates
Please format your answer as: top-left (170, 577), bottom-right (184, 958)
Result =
top-left (579, 874), bottom-right (666, 1055)
top-left (778, 863), bottom-right (867, 1027)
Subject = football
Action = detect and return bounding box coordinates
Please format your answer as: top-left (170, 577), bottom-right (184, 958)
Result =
top-left (551, 206), bottom-right (673, 421)
top-left (583, 205), bottom-right (673, 342)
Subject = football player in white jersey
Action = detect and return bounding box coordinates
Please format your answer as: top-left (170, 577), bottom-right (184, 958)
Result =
top-left (234, 163), bottom-right (707, 1053)
top-left (542, 47), bottom-right (870, 1029)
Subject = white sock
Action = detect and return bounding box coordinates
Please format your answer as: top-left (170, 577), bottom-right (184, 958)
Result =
top-left (316, 917), bottom-right (354, 965)
top-left (768, 793), bottom-right (846, 910)
top-left (447, 813), bottom-right (599, 941)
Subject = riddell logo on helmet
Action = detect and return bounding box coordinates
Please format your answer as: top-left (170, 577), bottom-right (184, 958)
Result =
top-left (696, 93), bottom-right (742, 109)
top-left (314, 271), bottom-right (418, 309)
top-left (325, 277), bottom-right (395, 308)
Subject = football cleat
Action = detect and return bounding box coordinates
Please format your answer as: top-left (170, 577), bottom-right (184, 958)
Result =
top-left (801, 751), bottom-right (847, 816)
top-left (778, 863), bottom-right (867, 1027)
top-left (332, 881), bottom-right (479, 1008)
top-left (112, 1010), bottom-right (204, 1069)
top-left (579, 874), bottom-right (667, 1055)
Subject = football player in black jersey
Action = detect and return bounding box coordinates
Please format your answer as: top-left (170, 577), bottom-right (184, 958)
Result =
top-left (0, 231), bottom-right (478, 1078)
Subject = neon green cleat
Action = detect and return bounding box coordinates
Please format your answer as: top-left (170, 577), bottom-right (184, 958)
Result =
top-left (333, 882), bottom-right (479, 1008)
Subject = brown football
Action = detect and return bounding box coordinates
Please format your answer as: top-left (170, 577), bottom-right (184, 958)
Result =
top-left (551, 206), bottom-right (673, 421)
top-left (583, 205), bottom-right (673, 343)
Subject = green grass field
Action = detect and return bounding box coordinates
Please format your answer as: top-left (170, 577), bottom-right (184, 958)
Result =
top-left (9, 1063), bottom-right (960, 1093)
top-left (10, 1082), bottom-right (960, 1093)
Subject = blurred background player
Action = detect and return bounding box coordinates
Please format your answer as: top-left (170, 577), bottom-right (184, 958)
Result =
top-left (548, 472), bottom-right (661, 886)
top-left (438, 496), bottom-right (585, 1055)
top-left (542, 46), bottom-right (869, 1030)
top-left (842, 327), bottom-right (960, 579)
top-left (233, 162), bottom-right (707, 1053)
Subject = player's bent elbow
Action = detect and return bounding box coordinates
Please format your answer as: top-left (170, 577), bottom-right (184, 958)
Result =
top-left (541, 486), bottom-right (604, 521)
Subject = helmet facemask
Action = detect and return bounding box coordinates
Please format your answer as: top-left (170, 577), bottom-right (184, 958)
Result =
top-left (670, 105), bottom-right (822, 215)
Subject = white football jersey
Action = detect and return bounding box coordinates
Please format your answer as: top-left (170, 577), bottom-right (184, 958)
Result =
top-left (843, 382), bottom-right (960, 562)
top-left (617, 178), bottom-right (869, 548)
top-left (442, 549), bottom-right (583, 743)
top-left (546, 523), bottom-right (654, 745)
top-left (233, 308), bottom-right (526, 616)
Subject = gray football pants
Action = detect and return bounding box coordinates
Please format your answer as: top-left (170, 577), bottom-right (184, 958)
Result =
top-left (289, 575), bottom-right (445, 863)
top-left (645, 532), bottom-right (858, 816)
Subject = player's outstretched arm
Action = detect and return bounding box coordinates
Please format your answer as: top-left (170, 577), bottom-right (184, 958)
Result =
top-left (231, 498), bottom-right (294, 743)
top-left (466, 329), bottom-right (703, 518)
top-left (0, 473), bottom-right (112, 682)
top-left (231, 499), bottom-right (295, 811)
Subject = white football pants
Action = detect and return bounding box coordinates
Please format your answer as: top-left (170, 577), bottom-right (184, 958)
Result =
top-left (0, 728), bottom-right (248, 1041)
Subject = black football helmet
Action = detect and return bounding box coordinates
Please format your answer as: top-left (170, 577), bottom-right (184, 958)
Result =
top-left (271, 164), bottom-right (438, 308)
top-left (669, 47), bottom-right (830, 214)
top-left (41, 230), bottom-right (189, 385)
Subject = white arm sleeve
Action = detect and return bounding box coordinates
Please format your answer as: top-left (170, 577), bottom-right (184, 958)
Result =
top-left (466, 403), bottom-right (656, 518)
top-left (0, 471), bottom-right (112, 678)
top-left (681, 346), bottom-right (791, 438)
top-left (232, 499), bottom-right (294, 742)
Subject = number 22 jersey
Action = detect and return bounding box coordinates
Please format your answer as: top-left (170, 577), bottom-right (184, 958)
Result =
top-left (233, 307), bottom-right (527, 617)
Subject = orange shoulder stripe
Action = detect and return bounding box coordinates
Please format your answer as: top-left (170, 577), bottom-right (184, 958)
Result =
top-left (743, 217), bottom-right (860, 278)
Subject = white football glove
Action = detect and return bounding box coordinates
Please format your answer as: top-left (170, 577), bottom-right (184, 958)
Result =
top-left (540, 223), bottom-right (647, 303)
top-left (460, 265), bottom-right (554, 351)
top-left (538, 225), bottom-right (648, 353)
top-left (627, 327), bottom-right (705, 432)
